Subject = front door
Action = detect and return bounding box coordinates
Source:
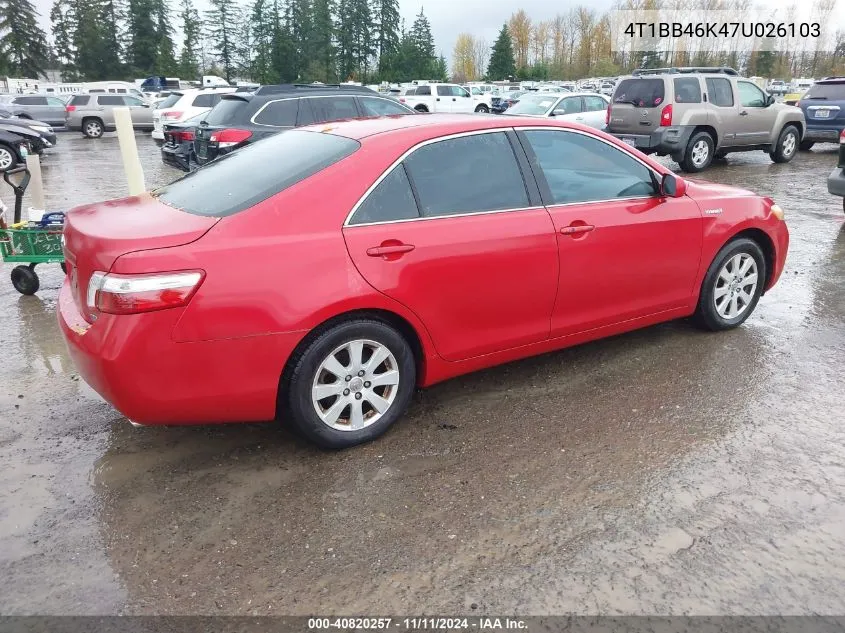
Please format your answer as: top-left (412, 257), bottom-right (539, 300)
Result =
top-left (123, 95), bottom-right (154, 128)
top-left (343, 131), bottom-right (558, 361)
top-left (517, 128), bottom-right (703, 336)
top-left (735, 80), bottom-right (778, 145)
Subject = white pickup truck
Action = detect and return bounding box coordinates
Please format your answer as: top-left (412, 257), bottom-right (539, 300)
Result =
top-left (399, 83), bottom-right (479, 113)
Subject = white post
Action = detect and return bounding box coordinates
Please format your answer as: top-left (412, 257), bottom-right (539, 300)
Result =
top-left (25, 153), bottom-right (46, 212)
top-left (113, 106), bottom-right (146, 196)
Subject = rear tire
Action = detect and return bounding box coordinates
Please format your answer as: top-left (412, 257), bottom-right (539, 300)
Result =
top-left (11, 265), bottom-right (39, 295)
top-left (679, 131), bottom-right (714, 173)
top-left (82, 118), bottom-right (104, 139)
top-left (475, 104), bottom-right (490, 113)
top-left (694, 238), bottom-right (766, 331)
top-left (0, 143), bottom-right (18, 172)
top-left (285, 319), bottom-right (416, 449)
top-left (799, 140), bottom-right (815, 151)
top-left (414, 105), bottom-right (429, 113)
top-left (769, 125), bottom-right (799, 163)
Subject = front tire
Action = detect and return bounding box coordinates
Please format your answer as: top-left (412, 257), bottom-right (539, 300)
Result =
top-left (286, 319), bottom-right (416, 449)
top-left (769, 125), bottom-right (799, 163)
top-left (11, 265), bottom-right (39, 295)
top-left (694, 238), bottom-right (766, 331)
top-left (679, 131), bottom-right (714, 173)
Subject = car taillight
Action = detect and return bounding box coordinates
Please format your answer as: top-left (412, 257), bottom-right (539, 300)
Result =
top-left (209, 128), bottom-right (252, 147)
top-left (65, 105), bottom-right (75, 112)
top-left (840, 129), bottom-right (845, 143)
top-left (162, 111), bottom-right (183, 119)
top-left (87, 270), bottom-right (204, 316)
top-left (660, 103), bottom-right (673, 126)
top-left (173, 130), bottom-right (195, 142)
top-left (606, 105), bottom-right (611, 125)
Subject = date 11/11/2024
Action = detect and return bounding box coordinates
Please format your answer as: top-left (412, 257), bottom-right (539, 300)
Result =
top-left (307, 617), bottom-right (529, 630)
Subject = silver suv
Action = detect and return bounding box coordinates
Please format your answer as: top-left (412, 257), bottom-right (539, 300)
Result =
top-left (607, 67), bottom-right (806, 172)
top-left (65, 93), bottom-right (154, 138)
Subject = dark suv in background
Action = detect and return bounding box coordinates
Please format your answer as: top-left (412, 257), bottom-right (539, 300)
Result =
top-left (193, 84), bottom-right (415, 165)
top-left (797, 77), bottom-right (845, 150)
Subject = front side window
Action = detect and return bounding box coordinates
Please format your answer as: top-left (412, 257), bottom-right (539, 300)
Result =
top-left (706, 78), bottom-right (734, 107)
top-left (348, 165), bottom-right (420, 225)
top-left (252, 99), bottom-right (299, 127)
top-left (737, 81), bottom-right (766, 107)
top-left (359, 97), bottom-right (413, 117)
top-left (155, 130), bottom-right (360, 217)
top-left (123, 96), bottom-right (144, 106)
top-left (554, 97), bottom-right (583, 115)
top-left (403, 132), bottom-right (528, 218)
top-left (673, 78), bottom-right (702, 103)
top-left (47, 97), bottom-right (66, 106)
top-left (508, 95), bottom-right (558, 115)
top-left (523, 130), bottom-right (656, 205)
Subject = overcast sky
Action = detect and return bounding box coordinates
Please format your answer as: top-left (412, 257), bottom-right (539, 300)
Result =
top-left (31, 0), bottom-right (845, 74)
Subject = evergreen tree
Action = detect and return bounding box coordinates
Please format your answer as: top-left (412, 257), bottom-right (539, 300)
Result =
top-left (205, 0), bottom-right (240, 82)
top-left (179, 0), bottom-right (202, 78)
top-left (99, 0), bottom-right (125, 77)
top-left (372, 0), bottom-right (399, 78)
top-left (152, 0), bottom-right (177, 74)
top-left (73, 0), bottom-right (111, 78)
top-left (308, 0), bottom-right (335, 82)
top-left (50, 0), bottom-right (79, 80)
top-left (408, 8), bottom-right (435, 78)
top-left (434, 53), bottom-right (447, 81)
top-left (126, 0), bottom-right (158, 73)
top-left (249, 0), bottom-right (273, 83)
top-left (270, 0), bottom-right (293, 82)
top-left (286, 0), bottom-right (312, 81)
top-left (487, 23), bottom-right (515, 80)
top-left (0, 0), bottom-right (50, 77)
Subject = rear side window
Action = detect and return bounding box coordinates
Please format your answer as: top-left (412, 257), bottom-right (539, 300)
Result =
top-left (359, 97), bottom-right (412, 116)
top-left (96, 95), bottom-right (124, 106)
top-left (416, 86), bottom-right (431, 96)
top-left (69, 95), bottom-right (89, 106)
top-left (204, 97), bottom-right (249, 125)
top-left (253, 99), bottom-right (299, 126)
top-left (155, 130), bottom-right (360, 217)
top-left (613, 78), bottom-right (665, 107)
top-left (404, 87), bottom-right (417, 96)
top-left (192, 93), bottom-right (219, 107)
top-left (583, 95), bottom-right (608, 111)
top-left (803, 82), bottom-right (845, 100)
top-left (706, 78), bottom-right (734, 107)
top-left (349, 165), bottom-right (420, 225)
top-left (158, 93), bottom-right (182, 108)
top-left (673, 78), bottom-right (702, 103)
top-left (303, 97), bottom-right (358, 125)
top-left (403, 132), bottom-right (528, 218)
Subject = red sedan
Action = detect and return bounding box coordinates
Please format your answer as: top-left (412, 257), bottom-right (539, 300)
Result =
top-left (59, 115), bottom-right (789, 448)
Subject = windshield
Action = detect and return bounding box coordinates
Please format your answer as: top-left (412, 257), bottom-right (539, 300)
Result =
top-left (802, 82), bottom-right (845, 100)
top-left (507, 95), bottom-right (557, 115)
top-left (613, 78), bottom-right (665, 107)
top-left (154, 131), bottom-right (360, 217)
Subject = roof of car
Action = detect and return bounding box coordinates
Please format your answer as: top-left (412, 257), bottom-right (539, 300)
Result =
top-left (299, 113), bottom-right (584, 141)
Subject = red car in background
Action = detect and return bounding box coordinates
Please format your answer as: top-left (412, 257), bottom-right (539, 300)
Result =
top-left (58, 114), bottom-right (789, 448)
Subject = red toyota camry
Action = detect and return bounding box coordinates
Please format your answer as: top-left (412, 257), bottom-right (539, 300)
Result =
top-left (59, 114), bottom-right (788, 448)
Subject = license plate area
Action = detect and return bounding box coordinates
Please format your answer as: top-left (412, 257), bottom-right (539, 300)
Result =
top-left (815, 110), bottom-right (831, 118)
top-left (622, 137), bottom-right (637, 147)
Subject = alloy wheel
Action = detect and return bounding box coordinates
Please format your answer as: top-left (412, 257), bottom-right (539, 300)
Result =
top-left (782, 131), bottom-right (796, 157)
top-left (85, 121), bottom-right (102, 137)
top-left (311, 339), bottom-right (400, 431)
top-left (0, 147), bottom-right (14, 171)
top-left (691, 140), bottom-right (709, 167)
top-left (714, 253), bottom-right (758, 319)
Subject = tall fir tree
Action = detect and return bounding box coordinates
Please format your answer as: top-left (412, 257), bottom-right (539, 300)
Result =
top-left (179, 0), bottom-right (202, 78)
top-left (0, 0), bottom-right (51, 77)
top-left (50, 0), bottom-right (79, 80)
top-left (308, 0), bottom-right (335, 82)
top-left (408, 8), bottom-right (435, 78)
top-left (487, 23), bottom-right (516, 80)
top-left (285, 0), bottom-right (312, 81)
top-left (99, 0), bottom-right (125, 77)
top-left (152, 0), bottom-right (177, 74)
top-left (249, 0), bottom-right (273, 83)
top-left (372, 0), bottom-right (399, 79)
top-left (126, 0), bottom-right (158, 73)
top-left (270, 0), bottom-right (293, 82)
top-left (205, 0), bottom-right (240, 82)
top-left (72, 0), bottom-right (111, 78)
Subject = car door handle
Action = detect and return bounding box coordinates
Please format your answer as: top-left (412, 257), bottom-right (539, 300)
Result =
top-left (575, 116), bottom-right (584, 121)
top-left (366, 243), bottom-right (415, 257)
top-left (560, 224), bottom-right (595, 235)
top-left (739, 110), bottom-right (748, 115)
top-left (436, 98), bottom-right (440, 101)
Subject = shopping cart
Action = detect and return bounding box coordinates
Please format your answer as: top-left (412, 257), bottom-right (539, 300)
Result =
top-left (0, 166), bottom-right (65, 295)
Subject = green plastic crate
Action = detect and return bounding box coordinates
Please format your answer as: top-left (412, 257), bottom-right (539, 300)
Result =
top-left (0, 226), bottom-right (65, 264)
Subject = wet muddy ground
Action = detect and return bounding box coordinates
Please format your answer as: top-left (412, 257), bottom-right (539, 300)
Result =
top-left (1, 132), bottom-right (843, 616)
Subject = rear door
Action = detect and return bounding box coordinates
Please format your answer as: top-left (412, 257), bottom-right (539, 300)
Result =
top-left (343, 130), bottom-right (559, 361)
top-left (435, 85), bottom-right (455, 112)
top-left (517, 128), bottom-right (702, 336)
top-left (608, 77), bottom-right (667, 137)
top-left (705, 77), bottom-right (741, 146)
top-left (735, 80), bottom-right (777, 145)
top-left (582, 94), bottom-right (610, 129)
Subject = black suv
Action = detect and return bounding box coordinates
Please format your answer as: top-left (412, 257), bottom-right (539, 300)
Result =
top-left (193, 84), bottom-right (415, 165)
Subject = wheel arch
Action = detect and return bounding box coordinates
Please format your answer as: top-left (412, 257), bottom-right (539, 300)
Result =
top-left (692, 125), bottom-right (719, 148)
top-left (723, 227), bottom-right (776, 292)
top-left (414, 104), bottom-right (429, 112)
top-left (275, 308), bottom-right (427, 420)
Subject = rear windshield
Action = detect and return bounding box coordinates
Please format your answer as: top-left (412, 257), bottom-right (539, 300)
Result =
top-left (154, 130), bottom-right (360, 217)
top-left (613, 78), bottom-right (665, 107)
top-left (158, 93), bottom-right (182, 108)
top-left (803, 82), bottom-right (845, 100)
top-left (204, 96), bottom-right (249, 125)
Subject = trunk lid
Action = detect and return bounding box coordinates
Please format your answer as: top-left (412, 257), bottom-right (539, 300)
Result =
top-left (63, 194), bottom-right (218, 320)
top-left (608, 77), bottom-right (667, 135)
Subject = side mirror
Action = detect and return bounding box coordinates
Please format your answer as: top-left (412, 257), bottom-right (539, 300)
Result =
top-left (661, 173), bottom-right (686, 197)
top-left (767, 94), bottom-right (775, 106)
top-left (552, 109), bottom-right (566, 117)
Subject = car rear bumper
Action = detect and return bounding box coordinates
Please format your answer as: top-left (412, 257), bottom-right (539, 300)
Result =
top-left (610, 125), bottom-right (695, 156)
top-left (804, 126), bottom-right (843, 142)
top-left (161, 144), bottom-right (191, 171)
top-left (58, 278), bottom-right (301, 425)
top-left (828, 167), bottom-right (845, 198)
